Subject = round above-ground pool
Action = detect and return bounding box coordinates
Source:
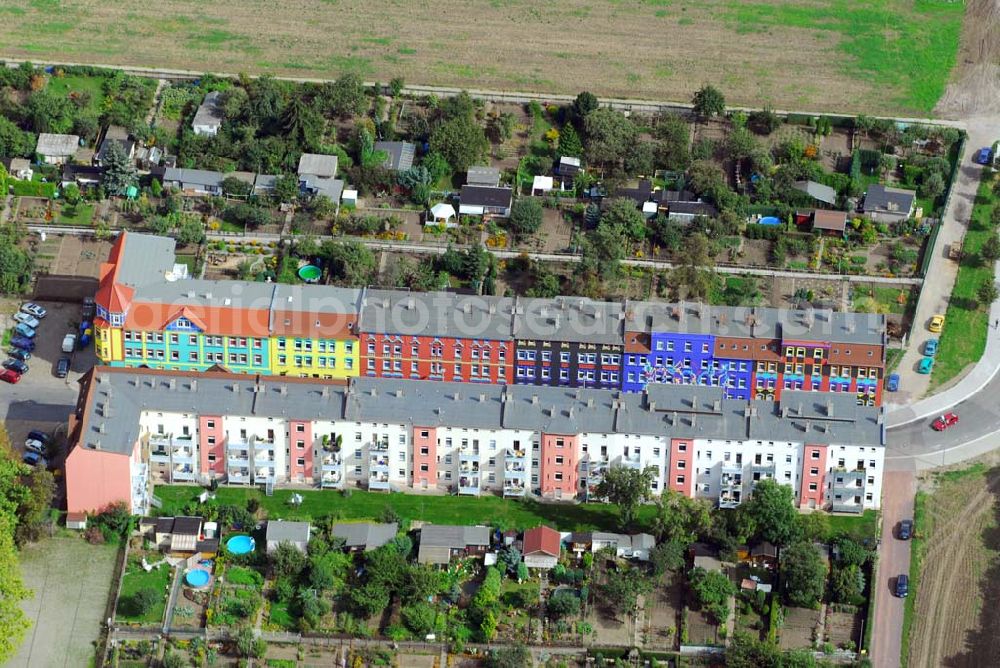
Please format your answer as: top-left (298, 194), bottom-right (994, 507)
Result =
top-left (759, 216), bottom-right (780, 226)
top-left (298, 265), bottom-right (321, 282)
top-left (226, 535), bottom-right (255, 555)
top-left (185, 568), bottom-right (211, 588)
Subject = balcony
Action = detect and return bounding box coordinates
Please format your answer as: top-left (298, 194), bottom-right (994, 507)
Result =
top-left (831, 497), bottom-right (864, 514)
top-left (719, 490), bottom-right (743, 509)
top-left (321, 453), bottom-right (343, 471)
top-left (150, 449), bottom-right (171, 463)
top-left (751, 463), bottom-right (776, 476)
top-left (371, 439), bottom-right (390, 452)
top-left (228, 470), bottom-right (250, 484)
top-left (459, 475), bottom-right (481, 495)
top-left (503, 481), bottom-right (526, 497)
top-left (254, 453), bottom-right (276, 466)
top-left (370, 454), bottom-right (390, 473)
top-left (720, 472), bottom-right (743, 488)
top-left (228, 440), bottom-right (251, 452)
top-left (832, 469), bottom-right (866, 494)
top-left (320, 471), bottom-right (343, 488)
top-left (369, 473), bottom-right (391, 490)
top-left (228, 455), bottom-right (250, 468)
top-left (254, 469), bottom-right (276, 484)
top-left (505, 449), bottom-right (527, 463)
top-left (721, 462), bottom-right (742, 474)
top-left (620, 453), bottom-right (642, 470)
top-left (172, 466), bottom-right (195, 482)
top-left (503, 463), bottom-right (527, 480)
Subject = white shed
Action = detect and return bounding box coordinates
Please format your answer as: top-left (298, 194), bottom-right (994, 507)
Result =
top-left (428, 202), bottom-right (457, 227)
top-left (532, 175), bottom-right (554, 195)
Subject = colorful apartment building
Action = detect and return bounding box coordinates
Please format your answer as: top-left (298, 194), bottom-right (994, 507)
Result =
top-left (95, 233), bottom-right (885, 406)
top-left (65, 367), bottom-right (885, 516)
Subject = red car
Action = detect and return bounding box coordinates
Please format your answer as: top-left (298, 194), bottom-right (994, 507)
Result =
top-left (932, 412), bottom-right (959, 431)
top-left (0, 369), bottom-right (21, 384)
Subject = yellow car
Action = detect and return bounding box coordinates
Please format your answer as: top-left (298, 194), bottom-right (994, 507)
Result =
top-left (928, 315), bottom-right (945, 333)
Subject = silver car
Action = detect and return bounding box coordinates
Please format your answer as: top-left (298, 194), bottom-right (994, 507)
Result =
top-left (13, 312), bottom-right (39, 329)
top-left (20, 303), bottom-right (47, 319)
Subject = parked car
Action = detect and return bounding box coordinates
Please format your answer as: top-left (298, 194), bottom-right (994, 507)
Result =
top-left (12, 312), bottom-right (39, 329)
top-left (55, 356), bottom-right (70, 379)
top-left (887, 373), bottom-right (900, 392)
top-left (0, 369), bottom-right (20, 384)
top-left (19, 303), bottom-right (46, 319)
top-left (61, 334), bottom-right (76, 354)
top-left (10, 336), bottom-right (35, 352)
top-left (895, 574), bottom-right (909, 598)
top-left (932, 412), bottom-right (960, 431)
top-left (918, 357), bottom-right (934, 374)
top-left (898, 519), bottom-right (913, 540)
top-left (2, 359), bottom-right (27, 375)
top-left (24, 439), bottom-right (46, 455)
top-left (13, 323), bottom-right (35, 339)
top-left (26, 430), bottom-right (51, 446)
top-left (21, 452), bottom-right (46, 467)
top-left (81, 297), bottom-right (96, 320)
top-left (976, 147), bottom-right (993, 165)
top-left (7, 349), bottom-right (30, 362)
top-left (924, 339), bottom-right (939, 356)
top-left (928, 314), bottom-right (945, 333)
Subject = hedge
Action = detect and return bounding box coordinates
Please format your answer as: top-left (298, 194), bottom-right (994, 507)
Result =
top-left (11, 180), bottom-right (56, 198)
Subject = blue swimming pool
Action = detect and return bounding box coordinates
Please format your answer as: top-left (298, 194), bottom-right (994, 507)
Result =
top-left (185, 568), bottom-right (210, 587)
top-left (226, 535), bottom-right (255, 555)
top-left (759, 216), bottom-right (780, 226)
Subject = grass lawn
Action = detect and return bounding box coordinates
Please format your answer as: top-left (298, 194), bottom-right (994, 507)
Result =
top-left (885, 348), bottom-right (905, 374)
top-left (116, 559), bottom-right (172, 625)
top-left (826, 509), bottom-right (877, 542)
top-left (853, 286), bottom-right (914, 316)
top-left (174, 255), bottom-right (196, 273)
top-left (45, 74), bottom-right (106, 115)
top-left (929, 173), bottom-right (996, 389)
top-left (267, 600), bottom-right (297, 631)
top-left (56, 203), bottom-right (95, 226)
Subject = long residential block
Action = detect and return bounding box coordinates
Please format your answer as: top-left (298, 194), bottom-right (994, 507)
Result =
top-left (94, 233), bottom-right (887, 406)
top-left (65, 368), bottom-right (885, 516)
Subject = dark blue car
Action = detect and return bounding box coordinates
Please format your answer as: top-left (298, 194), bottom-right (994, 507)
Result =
top-left (976, 147), bottom-right (993, 165)
top-left (10, 336), bottom-right (34, 351)
top-left (887, 373), bottom-right (900, 392)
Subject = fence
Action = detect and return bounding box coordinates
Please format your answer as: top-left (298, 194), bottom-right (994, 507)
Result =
top-left (918, 130), bottom-right (968, 278)
top-left (97, 540), bottom-right (131, 668)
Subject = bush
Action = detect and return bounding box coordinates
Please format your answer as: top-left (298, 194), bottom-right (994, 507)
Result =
top-left (125, 588), bottom-right (159, 616)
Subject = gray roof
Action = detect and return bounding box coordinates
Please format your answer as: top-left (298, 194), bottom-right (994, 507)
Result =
top-left (374, 142), bottom-right (415, 171)
top-left (302, 175), bottom-right (343, 201)
top-left (419, 524), bottom-right (490, 549)
top-left (460, 185), bottom-right (512, 208)
top-left (163, 168), bottom-right (224, 188)
top-left (513, 296), bottom-right (625, 345)
top-left (329, 522), bottom-right (398, 551)
top-left (117, 234), bottom-right (178, 289)
top-left (36, 133), bottom-right (79, 157)
top-left (254, 174), bottom-right (278, 192)
top-left (360, 290), bottom-right (514, 340)
top-left (863, 184), bottom-right (915, 215)
top-left (793, 180), bottom-right (838, 205)
top-left (298, 153), bottom-right (338, 179)
top-left (192, 91), bottom-right (223, 129)
top-left (466, 166), bottom-right (501, 187)
top-left (76, 368), bottom-right (884, 459)
top-left (623, 302), bottom-right (884, 346)
top-left (265, 520), bottom-right (311, 543)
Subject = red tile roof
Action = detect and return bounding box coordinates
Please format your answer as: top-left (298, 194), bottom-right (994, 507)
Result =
top-left (523, 526), bottom-right (560, 557)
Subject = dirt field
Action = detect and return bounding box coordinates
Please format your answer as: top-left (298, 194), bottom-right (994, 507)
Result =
top-left (935, 0), bottom-right (1000, 118)
top-left (0, 0), bottom-right (965, 115)
top-left (908, 463), bottom-right (1000, 667)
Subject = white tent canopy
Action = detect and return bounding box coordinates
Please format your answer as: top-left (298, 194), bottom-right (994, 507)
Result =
top-left (429, 202), bottom-right (457, 225)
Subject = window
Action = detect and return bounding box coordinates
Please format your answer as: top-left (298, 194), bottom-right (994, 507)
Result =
top-left (296, 458), bottom-right (305, 466)
top-left (811, 451), bottom-right (820, 460)
top-left (676, 461), bottom-right (686, 469)
top-left (675, 475), bottom-right (685, 485)
top-left (808, 483), bottom-right (818, 491)
top-left (207, 436), bottom-right (216, 445)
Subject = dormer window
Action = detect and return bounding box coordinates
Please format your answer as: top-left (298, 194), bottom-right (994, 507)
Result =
top-left (109, 312), bottom-right (124, 326)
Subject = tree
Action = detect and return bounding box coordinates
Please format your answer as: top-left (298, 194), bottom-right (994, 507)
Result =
top-left (725, 632), bottom-right (783, 668)
top-left (0, 512), bottom-right (29, 663)
top-left (982, 233), bottom-right (1000, 262)
top-left (297, 587), bottom-right (330, 630)
top-left (323, 73), bottom-right (368, 118)
top-left (594, 465), bottom-right (655, 528)
top-left (920, 171), bottom-right (945, 199)
top-left (0, 117), bottom-right (36, 158)
top-left (270, 542), bottom-right (307, 579)
top-left (498, 546), bottom-right (522, 576)
top-left (402, 601), bottom-right (436, 635)
top-left (273, 174), bottom-right (300, 202)
top-left (671, 233), bottom-right (716, 300)
top-left (977, 278), bottom-right (998, 309)
top-left (25, 89), bottom-right (74, 134)
top-left (102, 140), bottom-right (138, 197)
top-left (653, 113), bottom-right (691, 171)
top-left (829, 563), bottom-right (865, 605)
top-left (403, 564), bottom-right (445, 603)
top-left (726, 126), bottom-right (758, 162)
top-left (0, 228), bottom-right (33, 295)
top-left (233, 626), bottom-right (267, 659)
top-left (583, 108), bottom-right (636, 168)
top-left (515, 561), bottom-right (529, 583)
top-left (623, 140), bottom-right (655, 176)
top-left (572, 91), bottom-right (599, 121)
top-left (652, 490), bottom-right (712, 544)
top-left (176, 217), bottom-right (206, 246)
top-left (321, 240), bottom-right (377, 285)
top-left (221, 176), bottom-right (253, 199)
top-left (692, 85), bottom-right (725, 117)
top-left (389, 77), bottom-right (405, 97)
top-left (604, 197), bottom-right (646, 248)
top-left (281, 94), bottom-right (322, 150)
top-left (649, 540), bottom-right (686, 576)
top-left (547, 590), bottom-right (581, 618)
top-left (781, 541), bottom-right (826, 607)
top-left (748, 105), bottom-right (781, 135)
top-left (740, 479), bottom-right (801, 546)
top-left (557, 123), bottom-right (583, 157)
top-left (429, 116), bottom-right (488, 173)
top-left (689, 566), bottom-right (736, 624)
top-left (14, 467), bottom-right (54, 545)
top-left (507, 198), bottom-right (543, 241)
top-left (485, 644), bottom-right (531, 668)
top-left (832, 536), bottom-right (872, 567)
top-left (62, 183), bottom-right (81, 205)
top-left (127, 587), bottom-right (160, 616)
top-left (599, 566), bottom-right (651, 619)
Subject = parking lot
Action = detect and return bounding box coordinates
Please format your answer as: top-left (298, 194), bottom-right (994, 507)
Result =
top-left (1, 298), bottom-right (97, 471)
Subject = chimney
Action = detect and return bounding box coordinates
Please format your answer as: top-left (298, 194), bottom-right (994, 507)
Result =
top-left (98, 423), bottom-right (106, 434)
top-left (531, 395), bottom-right (538, 405)
top-left (479, 393), bottom-right (486, 403)
top-left (463, 302), bottom-right (471, 314)
top-left (649, 400), bottom-right (656, 411)
top-left (168, 378), bottom-right (176, 390)
top-left (395, 389), bottom-right (403, 398)
top-left (232, 382), bottom-right (239, 394)
top-left (587, 398), bottom-right (594, 408)
top-left (370, 388), bottom-right (378, 397)
top-left (454, 391), bottom-right (461, 401)
top-left (826, 400), bottom-right (833, 417)
top-left (190, 379), bottom-right (197, 392)
top-left (321, 386), bottom-right (329, 397)
top-left (568, 407), bottom-right (575, 418)
top-left (204, 291), bottom-right (212, 300)
top-left (781, 406), bottom-right (788, 418)
top-left (713, 399), bottom-right (721, 412)
top-left (405, 298), bottom-right (414, 310)
top-left (744, 405), bottom-right (752, 418)
top-left (279, 385), bottom-right (288, 395)
top-left (489, 303), bottom-right (496, 314)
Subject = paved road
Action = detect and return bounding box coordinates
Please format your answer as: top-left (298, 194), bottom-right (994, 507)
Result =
top-left (870, 471), bottom-right (915, 668)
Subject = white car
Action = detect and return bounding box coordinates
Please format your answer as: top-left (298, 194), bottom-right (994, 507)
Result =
top-left (24, 439), bottom-right (46, 455)
top-left (13, 313), bottom-right (39, 329)
top-left (20, 303), bottom-right (46, 319)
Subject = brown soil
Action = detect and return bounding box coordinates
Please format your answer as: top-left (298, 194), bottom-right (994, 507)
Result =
top-left (935, 0), bottom-right (1000, 118)
top-left (908, 467), bottom-right (1000, 667)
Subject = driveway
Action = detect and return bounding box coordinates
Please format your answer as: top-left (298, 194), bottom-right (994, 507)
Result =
top-left (870, 471), bottom-right (915, 668)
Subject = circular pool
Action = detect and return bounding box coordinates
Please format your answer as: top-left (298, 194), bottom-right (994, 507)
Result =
top-left (759, 216), bottom-right (780, 226)
top-left (185, 568), bottom-right (211, 588)
top-left (298, 265), bottom-right (321, 282)
top-left (226, 535), bottom-right (255, 555)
